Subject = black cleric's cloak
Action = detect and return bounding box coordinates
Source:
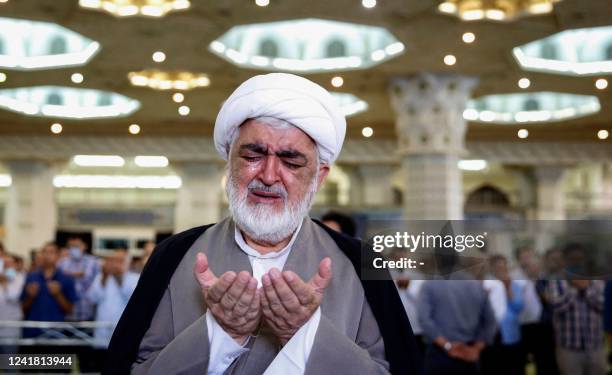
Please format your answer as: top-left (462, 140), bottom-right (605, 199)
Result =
top-left (104, 220), bottom-right (423, 375)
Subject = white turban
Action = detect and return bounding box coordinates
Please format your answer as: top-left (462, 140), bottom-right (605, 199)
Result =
top-left (214, 73), bottom-right (346, 164)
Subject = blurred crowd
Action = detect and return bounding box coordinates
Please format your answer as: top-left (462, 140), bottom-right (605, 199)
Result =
top-left (0, 237), bottom-right (154, 372)
top-left (1, 213), bottom-right (611, 375)
top-left (393, 244), bottom-right (612, 375)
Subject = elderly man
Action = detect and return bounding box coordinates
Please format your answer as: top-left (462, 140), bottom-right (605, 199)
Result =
top-left (105, 73), bottom-right (419, 375)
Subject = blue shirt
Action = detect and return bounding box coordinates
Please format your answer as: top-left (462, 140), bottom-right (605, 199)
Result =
top-left (500, 281), bottom-right (524, 345)
top-left (418, 272), bottom-right (497, 344)
top-left (20, 269), bottom-right (78, 338)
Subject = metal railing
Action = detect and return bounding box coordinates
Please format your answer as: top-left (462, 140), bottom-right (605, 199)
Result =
top-left (0, 321), bottom-right (115, 347)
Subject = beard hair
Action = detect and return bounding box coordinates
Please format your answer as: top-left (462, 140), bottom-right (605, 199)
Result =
top-left (226, 168), bottom-right (319, 245)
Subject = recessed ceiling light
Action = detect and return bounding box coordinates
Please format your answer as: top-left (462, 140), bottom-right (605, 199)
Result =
top-left (0, 72), bottom-right (6, 82)
top-left (73, 155), bottom-right (125, 167)
top-left (172, 92), bottom-right (184, 103)
top-left (462, 32), bottom-right (475, 43)
top-left (518, 77), bottom-right (531, 89)
top-left (597, 129), bottom-right (609, 140)
top-left (595, 78), bottom-right (608, 90)
top-left (178, 105), bottom-right (190, 116)
top-left (362, 126), bottom-right (373, 137)
top-left (129, 124), bottom-right (141, 134)
top-left (50, 123), bottom-right (63, 134)
top-left (331, 76), bottom-right (344, 88)
top-left (135, 156), bottom-right (169, 167)
top-left (255, 0), bottom-right (269, 6)
top-left (362, 0), bottom-right (376, 8)
top-left (0, 0), bottom-right (9, 3)
top-left (517, 129), bottom-right (529, 139)
top-left (444, 54), bottom-right (457, 66)
top-left (71, 73), bottom-right (84, 84)
top-left (152, 51), bottom-right (166, 63)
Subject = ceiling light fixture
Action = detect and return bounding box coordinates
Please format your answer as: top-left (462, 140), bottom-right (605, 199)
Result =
top-left (53, 175), bottom-right (182, 189)
top-left (362, 0), bottom-right (377, 8)
top-left (331, 76), bottom-right (344, 87)
top-left (462, 32), bottom-right (475, 43)
top-left (595, 78), bottom-right (608, 90)
top-left (152, 51), bottom-right (166, 63)
top-left (134, 156), bottom-right (169, 167)
top-left (0, 72), bottom-right (6, 83)
top-left (517, 129), bottom-right (529, 139)
top-left (438, 0), bottom-right (561, 21)
top-left (255, 0), bottom-right (269, 6)
top-left (50, 123), bottom-right (63, 134)
top-left (597, 130), bottom-right (609, 140)
top-left (518, 77), bottom-right (531, 89)
top-left (444, 54), bottom-right (457, 66)
top-left (362, 127), bottom-right (373, 137)
top-left (79, 0), bottom-right (190, 17)
top-left (178, 105), bottom-right (190, 116)
top-left (172, 92), bottom-right (184, 102)
top-left (71, 73), bottom-right (84, 84)
top-left (129, 70), bottom-right (210, 90)
top-left (73, 155), bottom-right (125, 167)
top-left (129, 124), bottom-right (141, 134)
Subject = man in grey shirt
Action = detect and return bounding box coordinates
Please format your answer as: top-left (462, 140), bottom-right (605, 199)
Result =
top-left (418, 270), bottom-right (497, 375)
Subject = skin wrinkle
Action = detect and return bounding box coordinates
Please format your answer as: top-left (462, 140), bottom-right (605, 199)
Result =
top-left (226, 118), bottom-right (329, 252)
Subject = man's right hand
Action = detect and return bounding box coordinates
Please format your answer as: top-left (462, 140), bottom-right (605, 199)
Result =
top-left (194, 252), bottom-right (260, 345)
top-left (26, 282), bottom-right (40, 297)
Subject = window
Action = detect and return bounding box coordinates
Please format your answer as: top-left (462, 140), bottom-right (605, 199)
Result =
top-left (47, 92), bottom-right (63, 105)
top-left (523, 98), bottom-right (540, 111)
top-left (259, 39), bottom-right (279, 58)
top-left (49, 36), bottom-right (67, 54)
top-left (605, 44), bottom-right (612, 60)
top-left (97, 93), bottom-right (112, 106)
top-left (325, 39), bottom-right (346, 58)
top-left (540, 42), bottom-right (558, 60)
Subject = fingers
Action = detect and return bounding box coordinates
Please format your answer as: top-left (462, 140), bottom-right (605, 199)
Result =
top-left (207, 271), bottom-right (236, 303)
top-left (269, 269), bottom-right (301, 312)
top-left (262, 272), bottom-right (289, 317)
top-left (194, 252), bottom-right (217, 289)
top-left (220, 271), bottom-right (251, 311)
top-left (308, 257), bottom-right (332, 293)
top-left (260, 288), bottom-right (289, 330)
top-left (282, 271), bottom-right (313, 305)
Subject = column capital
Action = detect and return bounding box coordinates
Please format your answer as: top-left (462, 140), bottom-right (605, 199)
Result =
top-left (389, 73), bottom-right (478, 156)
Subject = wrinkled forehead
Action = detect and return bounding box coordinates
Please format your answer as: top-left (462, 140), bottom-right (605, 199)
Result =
top-left (234, 119), bottom-right (318, 156)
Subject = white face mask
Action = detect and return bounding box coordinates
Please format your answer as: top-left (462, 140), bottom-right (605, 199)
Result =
top-left (69, 247), bottom-right (82, 259)
top-left (4, 268), bottom-right (16, 281)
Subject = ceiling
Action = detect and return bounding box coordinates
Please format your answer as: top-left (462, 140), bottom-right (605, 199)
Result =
top-left (0, 0), bottom-right (610, 143)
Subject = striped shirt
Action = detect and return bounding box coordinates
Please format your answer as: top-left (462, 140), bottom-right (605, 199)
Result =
top-left (547, 280), bottom-right (604, 350)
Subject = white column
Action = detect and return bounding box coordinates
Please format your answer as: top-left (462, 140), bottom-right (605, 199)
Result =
top-left (3, 160), bottom-right (58, 258)
top-left (533, 165), bottom-right (567, 220)
top-left (359, 164), bottom-right (396, 207)
top-left (390, 73), bottom-right (477, 220)
top-left (173, 162), bottom-right (224, 233)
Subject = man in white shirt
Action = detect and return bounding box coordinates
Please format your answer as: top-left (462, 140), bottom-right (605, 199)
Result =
top-left (0, 254), bottom-right (25, 354)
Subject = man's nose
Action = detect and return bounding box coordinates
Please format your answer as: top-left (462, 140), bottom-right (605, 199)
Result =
top-left (259, 155), bottom-right (281, 185)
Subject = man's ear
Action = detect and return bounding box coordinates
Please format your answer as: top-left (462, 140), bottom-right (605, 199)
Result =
top-left (316, 164), bottom-right (330, 191)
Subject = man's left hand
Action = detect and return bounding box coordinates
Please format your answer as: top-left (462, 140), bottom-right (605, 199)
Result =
top-left (260, 257), bottom-right (332, 345)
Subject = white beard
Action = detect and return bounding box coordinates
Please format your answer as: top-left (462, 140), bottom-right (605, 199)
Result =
top-left (226, 169), bottom-right (318, 244)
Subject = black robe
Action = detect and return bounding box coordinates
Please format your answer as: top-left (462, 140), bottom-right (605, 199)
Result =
top-left (104, 220), bottom-right (423, 374)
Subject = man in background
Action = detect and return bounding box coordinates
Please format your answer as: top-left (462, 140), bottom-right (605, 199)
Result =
top-left (58, 236), bottom-right (100, 322)
top-left (20, 242), bottom-right (77, 338)
top-left (0, 253), bottom-right (25, 354)
top-left (86, 248), bottom-right (139, 372)
top-left (321, 210), bottom-right (357, 237)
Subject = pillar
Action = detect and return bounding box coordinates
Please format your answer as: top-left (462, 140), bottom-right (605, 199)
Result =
top-left (533, 165), bottom-right (567, 220)
top-left (359, 164), bottom-right (396, 207)
top-left (390, 73), bottom-right (478, 220)
top-left (3, 160), bottom-right (58, 258)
